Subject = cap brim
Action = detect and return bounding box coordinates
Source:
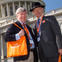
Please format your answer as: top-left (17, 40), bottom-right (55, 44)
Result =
top-left (30, 5), bottom-right (45, 12)
top-left (30, 6), bottom-right (40, 12)
top-left (30, 8), bottom-right (35, 12)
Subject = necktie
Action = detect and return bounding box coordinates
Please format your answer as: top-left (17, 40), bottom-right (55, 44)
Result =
top-left (37, 18), bottom-right (40, 33)
top-left (37, 18), bottom-right (40, 28)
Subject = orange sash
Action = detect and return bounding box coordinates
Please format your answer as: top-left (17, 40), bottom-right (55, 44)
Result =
top-left (23, 25), bottom-right (30, 40)
top-left (23, 25), bottom-right (33, 47)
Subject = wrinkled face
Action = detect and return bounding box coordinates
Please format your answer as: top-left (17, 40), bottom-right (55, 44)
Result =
top-left (32, 7), bottom-right (44, 18)
top-left (16, 11), bottom-right (27, 23)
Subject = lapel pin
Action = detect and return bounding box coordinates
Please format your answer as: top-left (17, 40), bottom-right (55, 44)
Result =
top-left (43, 20), bottom-right (45, 23)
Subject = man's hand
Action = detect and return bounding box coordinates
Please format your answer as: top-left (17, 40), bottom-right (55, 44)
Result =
top-left (58, 49), bottom-right (62, 55)
top-left (18, 29), bottom-right (25, 37)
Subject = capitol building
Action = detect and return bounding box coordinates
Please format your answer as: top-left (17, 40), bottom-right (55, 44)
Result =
top-left (0, 0), bottom-right (62, 62)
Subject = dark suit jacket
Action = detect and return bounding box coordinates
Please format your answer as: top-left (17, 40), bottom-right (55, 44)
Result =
top-left (34, 16), bottom-right (62, 58)
top-left (5, 21), bottom-right (38, 61)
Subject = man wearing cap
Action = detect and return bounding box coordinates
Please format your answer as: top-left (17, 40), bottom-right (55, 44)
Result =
top-left (30, 1), bottom-right (62, 62)
top-left (5, 7), bottom-right (38, 62)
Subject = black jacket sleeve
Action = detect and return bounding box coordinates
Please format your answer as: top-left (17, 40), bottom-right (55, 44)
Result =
top-left (48, 16), bottom-right (62, 49)
top-left (5, 24), bottom-right (16, 42)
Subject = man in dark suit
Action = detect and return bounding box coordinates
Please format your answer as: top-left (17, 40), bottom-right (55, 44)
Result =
top-left (30, 1), bottom-right (62, 62)
top-left (5, 7), bottom-right (38, 62)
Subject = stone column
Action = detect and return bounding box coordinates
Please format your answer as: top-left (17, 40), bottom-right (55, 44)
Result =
top-left (6, 3), bottom-right (10, 16)
top-left (19, 1), bottom-right (21, 7)
top-left (1, 34), bottom-right (4, 60)
top-left (1, 5), bottom-right (5, 18)
top-left (29, 2), bottom-right (32, 15)
top-left (27, 3), bottom-right (30, 14)
top-left (30, 2), bottom-right (32, 7)
top-left (13, 2), bottom-right (15, 15)
top-left (24, 1), bottom-right (27, 10)
top-left (0, 6), bottom-right (2, 17)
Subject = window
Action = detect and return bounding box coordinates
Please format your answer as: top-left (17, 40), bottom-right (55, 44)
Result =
top-left (3, 4), bottom-right (7, 17)
top-left (14, 2), bottom-right (19, 11)
top-left (10, 5), bottom-right (13, 16)
top-left (20, 1), bottom-right (24, 7)
top-left (9, 3), bottom-right (13, 16)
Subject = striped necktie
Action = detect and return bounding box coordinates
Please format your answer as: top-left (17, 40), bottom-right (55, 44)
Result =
top-left (37, 18), bottom-right (40, 33)
top-left (37, 18), bottom-right (40, 27)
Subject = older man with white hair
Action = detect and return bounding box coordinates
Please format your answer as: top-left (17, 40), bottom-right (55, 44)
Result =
top-left (5, 7), bottom-right (38, 62)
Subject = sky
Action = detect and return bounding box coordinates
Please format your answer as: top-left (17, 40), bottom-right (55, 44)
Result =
top-left (44, 0), bottom-right (62, 12)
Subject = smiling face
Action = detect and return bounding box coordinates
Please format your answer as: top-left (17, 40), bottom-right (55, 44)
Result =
top-left (16, 11), bottom-right (27, 23)
top-left (32, 7), bottom-right (44, 18)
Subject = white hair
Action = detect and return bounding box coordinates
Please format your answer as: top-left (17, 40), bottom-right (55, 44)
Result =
top-left (16, 7), bottom-right (26, 15)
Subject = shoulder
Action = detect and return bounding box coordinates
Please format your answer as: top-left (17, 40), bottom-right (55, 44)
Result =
top-left (44, 15), bottom-right (57, 23)
top-left (7, 21), bottom-right (19, 30)
top-left (44, 15), bottom-right (56, 20)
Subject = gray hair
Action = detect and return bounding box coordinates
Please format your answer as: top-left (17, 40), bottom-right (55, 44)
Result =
top-left (16, 7), bottom-right (26, 15)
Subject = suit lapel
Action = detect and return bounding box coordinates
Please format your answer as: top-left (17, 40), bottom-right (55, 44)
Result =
top-left (40, 16), bottom-right (47, 31)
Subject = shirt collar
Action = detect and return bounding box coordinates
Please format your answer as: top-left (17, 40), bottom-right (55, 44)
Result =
top-left (18, 20), bottom-right (26, 25)
top-left (39, 14), bottom-right (43, 20)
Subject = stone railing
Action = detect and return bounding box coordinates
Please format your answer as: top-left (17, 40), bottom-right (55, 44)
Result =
top-left (0, 0), bottom-right (39, 5)
top-left (0, 15), bottom-right (16, 27)
top-left (45, 8), bottom-right (62, 16)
